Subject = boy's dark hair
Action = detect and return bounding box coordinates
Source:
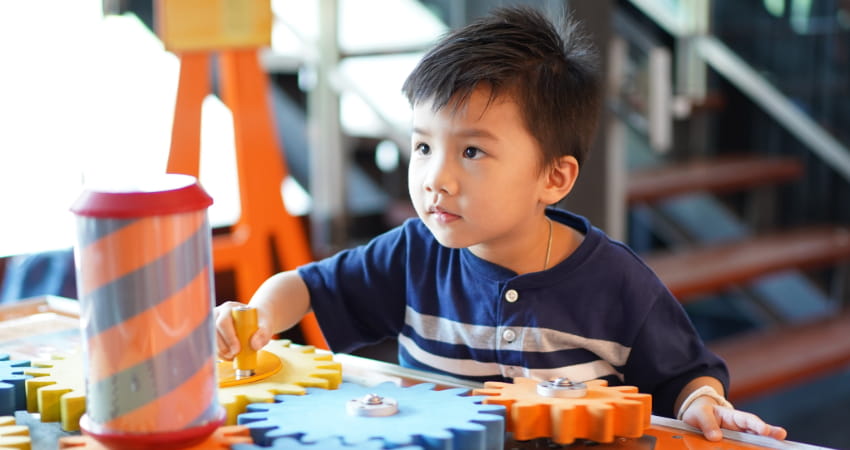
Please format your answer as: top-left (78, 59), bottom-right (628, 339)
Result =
top-left (402, 6), bottom-right (601, 169)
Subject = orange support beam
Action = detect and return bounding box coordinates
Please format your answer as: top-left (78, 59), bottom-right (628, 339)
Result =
top-left (166, 48), bottom-right (327, 349)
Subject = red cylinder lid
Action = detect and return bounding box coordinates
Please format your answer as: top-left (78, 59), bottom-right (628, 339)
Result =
top-left (70, 174), bottom-right (213, 218)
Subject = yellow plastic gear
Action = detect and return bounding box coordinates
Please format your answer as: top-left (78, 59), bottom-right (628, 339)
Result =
top-left (19, 341), bottom-right (342, 431)
top-left (473, 377), bottom-right (651, 444)
top-left (24, 352), bottom-right (86, 432)
top-left (218, 340), bottom-right (342, 425)
top-left (0, 415), bottom-right (32, 450)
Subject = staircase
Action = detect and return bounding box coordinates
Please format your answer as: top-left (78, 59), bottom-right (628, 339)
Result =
top-left (619, 1), bottom-right (850, 412)
top-left (628, 154), bottom-right (850, 402)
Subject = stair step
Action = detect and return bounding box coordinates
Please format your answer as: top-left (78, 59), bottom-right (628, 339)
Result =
top-left (628, 155), bottom-right (803, 205)
top-left (642, 225), bottom-right (850, 301)
top-left (710, 311), bottom-right (850, 402)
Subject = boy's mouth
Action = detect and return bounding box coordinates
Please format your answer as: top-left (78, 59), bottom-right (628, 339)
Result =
top-left (428, 206), bottom-right (461, 223)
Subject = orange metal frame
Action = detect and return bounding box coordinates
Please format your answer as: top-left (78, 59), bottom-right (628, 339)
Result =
top-left (167, 49), bottom-right (327, 349)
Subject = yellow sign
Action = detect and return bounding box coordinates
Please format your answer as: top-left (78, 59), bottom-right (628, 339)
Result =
top-left (155, 0), bottom-right (272, 52)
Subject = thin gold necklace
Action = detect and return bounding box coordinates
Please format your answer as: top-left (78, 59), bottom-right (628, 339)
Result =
top-left (543, 217), bottom-right (553, 270)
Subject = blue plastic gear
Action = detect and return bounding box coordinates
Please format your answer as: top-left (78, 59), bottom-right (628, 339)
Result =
top-left (0, 353), bottom-right (31, 415)
top-left (232, 436), bottom-right (423, 450)
top-left (239, 382), bottom-right (505, 450)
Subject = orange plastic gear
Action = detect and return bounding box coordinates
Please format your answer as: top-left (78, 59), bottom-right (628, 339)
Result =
top-left (473, 377), bottom-right (651, 444)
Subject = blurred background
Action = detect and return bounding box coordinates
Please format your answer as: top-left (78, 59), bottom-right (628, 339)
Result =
top-left (0, 0), bottom-right (848, 447)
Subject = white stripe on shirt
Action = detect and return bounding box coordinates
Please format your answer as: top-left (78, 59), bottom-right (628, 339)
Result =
top-left (397, 333), bottom-right (502, 377)
top-left (404, 305), bottom-right (630, 366)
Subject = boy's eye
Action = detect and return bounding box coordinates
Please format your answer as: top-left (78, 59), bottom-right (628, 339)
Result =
top-left (463, 147), bottom-right (483, 159)
top-left (414, 143), bottom-right (431, 155)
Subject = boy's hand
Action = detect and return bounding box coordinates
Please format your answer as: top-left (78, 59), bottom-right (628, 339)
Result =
top-left (214, 301), bottom-right (272, 361)
top-left (681, 396), bottom-right (788, 442)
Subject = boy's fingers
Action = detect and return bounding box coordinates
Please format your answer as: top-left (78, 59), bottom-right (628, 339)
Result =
top-left (701, 420), bottom-right (723, 442)
top-left (214, 301), bottom-right (242, 359)
top-left (716, 407), bottom-right (787, 440)
top-left (250, 328), bottom-right (271, 351)
top-left (215, 329), bottom-right (233, 360)
top-left (683, 399), bottom-right (723, 441)
top-left (764, 425), bottom-right (787, 440)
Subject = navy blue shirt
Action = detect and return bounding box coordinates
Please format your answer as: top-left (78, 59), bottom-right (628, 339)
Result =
top-left (298, 208), bottom-right (728, 417)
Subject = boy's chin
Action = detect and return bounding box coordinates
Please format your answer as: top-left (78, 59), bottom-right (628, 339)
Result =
top-left (425, 226), bottom-right (470, 249)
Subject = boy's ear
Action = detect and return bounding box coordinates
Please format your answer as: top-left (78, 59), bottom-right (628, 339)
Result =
top-left (542, 155), bottom-right (580, 205)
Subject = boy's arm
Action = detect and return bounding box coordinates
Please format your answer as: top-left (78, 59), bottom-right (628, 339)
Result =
top-left (214, 270), bottom-right (311, 360)
top-left (676, 376), bottom-right (787, 442)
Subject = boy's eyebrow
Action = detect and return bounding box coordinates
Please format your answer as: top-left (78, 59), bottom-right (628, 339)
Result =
top-left (456, 128), bottom-right (498, 139)
top-left (411, 127), bottom-right (498, 139)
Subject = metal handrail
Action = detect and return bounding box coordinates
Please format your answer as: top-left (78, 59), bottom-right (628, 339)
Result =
top-left (694, 36), bottom-right (850, 182)
top-left (627, 0), bottom-right (850, 183)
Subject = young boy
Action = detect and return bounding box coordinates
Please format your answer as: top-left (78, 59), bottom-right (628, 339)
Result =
top-left (215, 6), bottom-right (786, 442)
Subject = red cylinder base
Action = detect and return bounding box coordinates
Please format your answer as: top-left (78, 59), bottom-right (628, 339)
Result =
top-left (79, 408), bottom-right (226, 450)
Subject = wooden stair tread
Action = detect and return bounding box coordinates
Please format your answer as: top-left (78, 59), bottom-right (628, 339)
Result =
top-left (643, 225), bottom-right (850, 300)
top-left (628, 155), bottom-right (803, 205)
top-left (709, 311), bottom-right (850, 402)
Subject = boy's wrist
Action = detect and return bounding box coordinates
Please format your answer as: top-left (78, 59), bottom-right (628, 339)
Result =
top-left (676, 385), bottom-right (734, 420)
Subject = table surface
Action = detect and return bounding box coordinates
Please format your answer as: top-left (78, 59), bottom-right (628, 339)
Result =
top-left (0, 296), bottom-right (829, 450)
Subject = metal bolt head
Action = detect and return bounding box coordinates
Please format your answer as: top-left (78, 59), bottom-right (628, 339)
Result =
top-left (346, 394), bottom-right (399, 417)
top-left (537, 377), bottom-right (588, 398)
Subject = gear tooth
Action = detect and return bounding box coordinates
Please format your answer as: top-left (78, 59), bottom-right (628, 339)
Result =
top-left (612, 398), bottom-right (646, 438)
top-left (449, 420), bottom-right (485, 432)
top-left (246, 421), bottom-right (283, 446)
top-left (481, 380), bottom-right (510, 390)
top-left (0, 357), bottom-right (32, 415)
top-left (588, 379), bottom-right (608, 388)
top-left (476, 403), bottom-right (507, 418)
top-left (585, 403), bottom-right (615, 443)
top-left (60, 392), bottom-right (86, 432)
top-left (510, 401), bottom-right (551, 440)
top-left (547, 402), bottom-right (575, 445)
top-left (481, 395), bottom-right (516, 415)
top-left (625, 392), bottom-right (652, 426)
top-left (409, 382), bottom-right (437, 391)
top-left (37, 385), bottom-right (73, 423)
top-left (265, 426), bottom-right (302, 444)
top-left (22, 367), bottom-right (50, 377)
top-left (312, 353), bottom-right (335, 362)
top-left (471, 387), bottom-right (500, 397)
top-left (243, 403), bottom-right (274, 415)
top-left (438, 387), bottom-right (470, 397)
top-left (611, 385), bottom-right (638, 394)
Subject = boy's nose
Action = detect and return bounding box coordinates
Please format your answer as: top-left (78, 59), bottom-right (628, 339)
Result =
top-left (423, 158), bottom-right (456, 195)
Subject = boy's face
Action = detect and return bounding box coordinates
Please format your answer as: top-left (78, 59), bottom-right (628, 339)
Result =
top-left (409, 86), bottom-right (552, 255)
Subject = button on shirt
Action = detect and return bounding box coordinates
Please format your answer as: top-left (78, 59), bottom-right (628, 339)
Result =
top-left (505, 289), bottom-right (519, 303)
top-left (502, 328), bottom-right (517, 343)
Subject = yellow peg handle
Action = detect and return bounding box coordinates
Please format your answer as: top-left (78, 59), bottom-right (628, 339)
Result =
top-left (231, 305), bottom-right (258, 378)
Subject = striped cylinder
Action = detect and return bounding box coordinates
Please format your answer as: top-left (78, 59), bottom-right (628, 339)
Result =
top-left (71, 174), bottom-right (223, 447)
